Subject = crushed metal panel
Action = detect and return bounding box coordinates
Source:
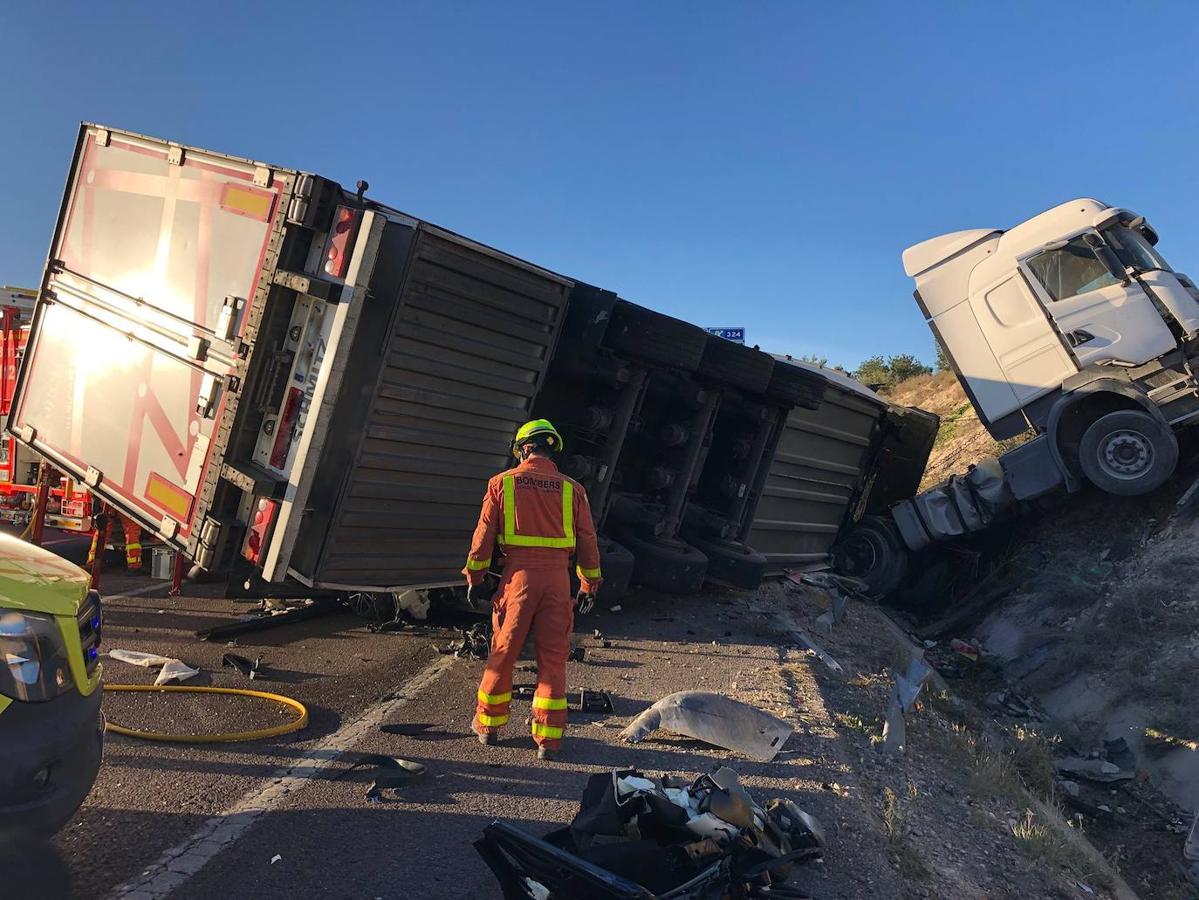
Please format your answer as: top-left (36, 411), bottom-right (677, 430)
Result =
top-left (293, 227), bottom-right (571, 589)
top-left (620, 690), bottom-right (793, 761)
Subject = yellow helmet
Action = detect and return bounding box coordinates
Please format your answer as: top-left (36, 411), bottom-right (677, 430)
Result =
top-left (512, 419), bottom-right (564, 457)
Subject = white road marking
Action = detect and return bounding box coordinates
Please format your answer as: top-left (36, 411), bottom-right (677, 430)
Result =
top-left (103, 654), bottom-right (458, 900)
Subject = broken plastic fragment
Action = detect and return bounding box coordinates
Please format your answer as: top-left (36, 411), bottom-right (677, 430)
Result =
top-left (620, 691), bottom-right (793, 761)
top-left (155, 659), bottom-right (201, 686)
top-left (108, 649), bottom-right (200, 685)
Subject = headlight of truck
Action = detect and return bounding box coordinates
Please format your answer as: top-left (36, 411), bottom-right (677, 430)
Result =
top-left (0, 610), bottom-right (73, 702)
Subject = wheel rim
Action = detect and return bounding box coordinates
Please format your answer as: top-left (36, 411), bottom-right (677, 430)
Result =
top-left (839, 532), bottom-right (879, 578)
top-left (1097, 428), bottom-right (1153, 480)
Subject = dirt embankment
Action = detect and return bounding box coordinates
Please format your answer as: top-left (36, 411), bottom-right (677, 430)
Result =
top-left (886, 372), bottom-right (1199, 898)
top-left (883, 371), bottom-right (1024, 491)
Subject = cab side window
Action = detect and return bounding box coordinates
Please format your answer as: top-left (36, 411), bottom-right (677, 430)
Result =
top-left (1025, 237), bottom-right (1120, 302)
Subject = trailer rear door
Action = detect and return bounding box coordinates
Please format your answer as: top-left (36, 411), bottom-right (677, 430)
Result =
top-left (10, 125), bottom-right (296, 547)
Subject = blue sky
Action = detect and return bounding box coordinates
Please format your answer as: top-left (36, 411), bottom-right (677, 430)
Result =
top-left (3, 2), bottom-right (1197, 370)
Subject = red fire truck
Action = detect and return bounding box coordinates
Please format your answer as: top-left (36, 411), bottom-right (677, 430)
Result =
top-left (0, 286), bottom-right (94, 534)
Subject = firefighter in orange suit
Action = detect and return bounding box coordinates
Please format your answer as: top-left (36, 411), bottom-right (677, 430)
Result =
top-left (87, 513), bottom-right (142, 571)
top-left (463, 419), bottom-right (602, 761)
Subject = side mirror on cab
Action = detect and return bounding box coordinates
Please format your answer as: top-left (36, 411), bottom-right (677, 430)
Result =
top-left (1084, 232), bottom-right (1130, 285)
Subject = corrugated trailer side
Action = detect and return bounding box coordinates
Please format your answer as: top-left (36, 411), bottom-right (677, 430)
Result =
top-left (282, 225), bottom-right (571, 589)
top-left (743, 364), bottom-right (886, 571)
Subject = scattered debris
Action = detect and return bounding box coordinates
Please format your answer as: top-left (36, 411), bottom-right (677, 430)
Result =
top-left (222, 652), bottom-right (261, 679)
top-left (800, 570), bottom-right (869, 597)
top-left (567, 646), bottom-right (586, 663)
top-left (948, 637), bottom-right (980, 661)
top-left (620, 691), bottom-right (792, 761)
top-left (338, 753), bottom-right (427, 801)
top-left (270, 854), bottom-right (282, 865)
top-left (608, 605), bottom-right (622, 613)
top-left (438, 622), bottom-right (490, 660)
top-left (476, 766), bottom-right (824, 897)
top-left (107, 649), bottom-right (200, 686)
top-left (790, 627), bottom-right (844, 674)
top-left (511, 686), bottom-right (614, 714)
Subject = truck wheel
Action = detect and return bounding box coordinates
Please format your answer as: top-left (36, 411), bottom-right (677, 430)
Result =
top-left (686, 536), bottom-right (768, 590)
top-left (765, 360), bottom-right (826, 410)
top-left (1079, 409), bottom-right (1178, 496)
top-left (623, 534), bottom-right (709, 594)
top-left (696, 338), bottom-right (775, 395)
top-left (574, 537), bottom-right (635, 602)
top-left (831, 515), bottom-right (908, 596)
top-left (604, 301), bottom-right (708, 372)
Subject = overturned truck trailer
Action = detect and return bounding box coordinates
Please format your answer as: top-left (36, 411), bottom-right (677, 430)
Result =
top-left (10, 124), bottom-right (936, 599)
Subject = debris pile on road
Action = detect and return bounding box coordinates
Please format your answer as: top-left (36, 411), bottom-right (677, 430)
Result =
top-left (476, 766), bottom-right (824, 898)
top-left (438, 622), bottom-right (491, 660)
top-left (620, 691), bottom-right (793, 762)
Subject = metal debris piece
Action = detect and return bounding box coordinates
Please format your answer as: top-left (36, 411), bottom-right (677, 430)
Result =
top-left (881, 695), bottom-right (906, 755)
top-left (438, 622), bottom-right (490, 659)
top-left (196, 598), bottom-right (337, 641)
top-left (512, 686), bottom-right (613, 713)
top-left (620, 691), bottom-right (793, 761)
top-left (222, 652), bottom-right (261, 679)
top-left (338, 753), bottom-right (427, 800)
top-left (1055, 757), bottom-right (1134, 783)
top-left (791, 628), bottom-right (844, 674)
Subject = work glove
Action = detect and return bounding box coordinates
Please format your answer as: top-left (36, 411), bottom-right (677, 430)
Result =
top-left (575, 589), bottom-right (596, 616)
top-left (467, 582), bottom-right (492, 612)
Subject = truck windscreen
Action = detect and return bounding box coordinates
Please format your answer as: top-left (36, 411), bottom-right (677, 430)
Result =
top-left (1103, 225), bottom-right (1170, 274)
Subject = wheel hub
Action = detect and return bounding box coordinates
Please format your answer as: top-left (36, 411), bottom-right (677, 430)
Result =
top-left (839, 533), bottom-right (879, 577)
top-left (1099, 429), bottom-right (1152, 479)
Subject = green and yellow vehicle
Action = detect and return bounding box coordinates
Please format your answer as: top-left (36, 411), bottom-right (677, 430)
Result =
top-left (0, 530), bottom-right (102, 837)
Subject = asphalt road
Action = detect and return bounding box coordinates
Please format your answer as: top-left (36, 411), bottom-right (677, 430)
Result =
top-left (43, 569), bottom-right (894, 900)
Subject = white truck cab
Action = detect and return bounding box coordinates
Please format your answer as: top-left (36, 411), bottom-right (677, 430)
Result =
top-left (902, 199), bottom-right (1199, 498)
top-left (834, 199), bottom-right (1199, 594)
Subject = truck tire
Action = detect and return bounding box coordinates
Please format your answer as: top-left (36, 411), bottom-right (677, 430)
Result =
top-left (686, 536), bottom-right (768, 591)
top-left (1078, 409), bottom-right (1178, 496)
top-left (604, 301), bottom-right (708, 372)
top-left (765, 360), bottom-right (825, 410)
top-left (623, 534), bottom-right (709, 594)
top-left (696, 338), bottom-right (775, 395)
top-left (831, 515), bottom-right (909, 596)
top-left (571, 537), bottom-right (636, 602)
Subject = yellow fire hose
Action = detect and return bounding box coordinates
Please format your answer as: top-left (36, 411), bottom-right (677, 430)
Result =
top-left (103, 684), bottom-right (309, 743)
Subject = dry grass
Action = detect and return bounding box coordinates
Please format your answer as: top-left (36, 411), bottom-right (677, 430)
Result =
top-left (1010, 809), bottom-right (1071, 864)
top-left (1010, 725), bottom-right (1059, 796)
top-left (880, 786), bottom-right (931, 880)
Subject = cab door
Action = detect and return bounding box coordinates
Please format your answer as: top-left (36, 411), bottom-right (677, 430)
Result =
top-left (1019, 231), bottom-right (1175, 367)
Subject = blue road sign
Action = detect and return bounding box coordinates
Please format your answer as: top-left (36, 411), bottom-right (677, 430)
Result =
top-left (706, 327), bottom-right (745, 344)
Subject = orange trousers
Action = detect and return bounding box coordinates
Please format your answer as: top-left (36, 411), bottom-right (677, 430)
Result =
top-left (475, 563), bottom-right (573, 749)
top-left (87, 515), bottom-right (142, 570)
